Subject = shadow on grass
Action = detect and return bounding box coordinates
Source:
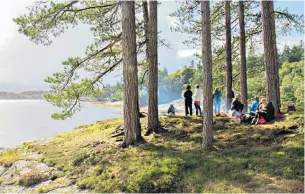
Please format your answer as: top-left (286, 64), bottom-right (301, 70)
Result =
top-left (22, 114), bottom-right (303, 193)
top-left (74, 113), bottom-right (305, 193)
top-left (138, 138), bottom-right (304, 193)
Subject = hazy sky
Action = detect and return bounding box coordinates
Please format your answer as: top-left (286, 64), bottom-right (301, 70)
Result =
top-left (0, 0), bottom-right (303, 92)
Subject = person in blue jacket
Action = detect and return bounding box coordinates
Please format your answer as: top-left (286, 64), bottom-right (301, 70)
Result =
top-left (249, 96), bottom-right (260, 112)
top-left (212, 88), bottom-right (222, 116)
top-left (167, 104), bottom-right (176, 115)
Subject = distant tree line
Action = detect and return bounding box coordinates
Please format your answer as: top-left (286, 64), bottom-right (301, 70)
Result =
top-left (95, 41), bottom-right (304, 110)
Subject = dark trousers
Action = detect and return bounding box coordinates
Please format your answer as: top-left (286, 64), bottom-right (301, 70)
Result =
top-left (194, 101), bottom-right (201, 115)
top-left (185, 100), bottom-right (192, 116)
top-left (255, 111), bottom-right (268, 120)
top-left (168, 110), bottom-right (175, 115)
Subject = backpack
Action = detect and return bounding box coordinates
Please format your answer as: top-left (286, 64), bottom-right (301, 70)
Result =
top-left (259, 117), bottom-right (266, 124)
top-left (266, 102), bottom-right (275, 122)
top-left (240, 114), bottom-right (255, 124)
top-left (288, 105), bottom-right (296, 112)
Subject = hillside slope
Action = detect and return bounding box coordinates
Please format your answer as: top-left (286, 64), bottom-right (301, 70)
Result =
top-left (0, 91), bottom-right (47, 99)
top-left (0, 113), bottom-right (304, 193)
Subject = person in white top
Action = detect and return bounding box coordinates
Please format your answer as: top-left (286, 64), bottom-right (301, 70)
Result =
top-left (193, 84), bottom-right (203, 116)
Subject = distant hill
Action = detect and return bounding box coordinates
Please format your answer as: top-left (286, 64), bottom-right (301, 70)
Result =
top-left (0, 91), bottom-right (48, 99)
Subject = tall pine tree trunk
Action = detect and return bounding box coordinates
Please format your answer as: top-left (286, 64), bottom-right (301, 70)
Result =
top-left (261, 0), bottom-right (280, 115)
top-left (275, 47), bottom-right (281, 112)
top-left (121, 1), bottom-right (142, 147)
top-left (201, 1), bottom-right (213, 150)
top-left (239, 1), bottom-right (247, 112)
top-left (142, 1), bottom-right (149, 59)
top-left (147, 0), bottom-right (159, 134)
top-left (225, 1), bottom-right (233, 112)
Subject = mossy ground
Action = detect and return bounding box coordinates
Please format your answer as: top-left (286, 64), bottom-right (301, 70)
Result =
top-left (0, 112), bottom-right (304, 193)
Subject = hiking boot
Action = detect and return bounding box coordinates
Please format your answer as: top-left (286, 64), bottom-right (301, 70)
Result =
top-left (255, 118), bottom-right (259, 125)
top-left (250, 119), bottom-right (255, 125)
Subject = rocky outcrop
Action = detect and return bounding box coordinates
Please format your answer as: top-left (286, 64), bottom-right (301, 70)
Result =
top-left (0, 155), bottom-right (89, 193)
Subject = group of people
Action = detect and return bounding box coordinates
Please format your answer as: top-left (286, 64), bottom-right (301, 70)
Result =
top-left (245, 96), bottom-right (275, 124)
top-left (167, 84), bottom-right (275, 124)
top-left (168, 84), bottom-right (203, 116)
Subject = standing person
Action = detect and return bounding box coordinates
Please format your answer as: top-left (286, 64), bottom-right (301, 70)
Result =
top-left (193, 84), bottom-right (202, 116)
top-left (212, 88), bottom-right (222, 116)
top-left (183, 84), bottom-right (193, 116)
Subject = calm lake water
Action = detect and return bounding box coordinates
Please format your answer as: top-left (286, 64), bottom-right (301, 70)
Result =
top-left (0, 100), bottom-right (122, 148)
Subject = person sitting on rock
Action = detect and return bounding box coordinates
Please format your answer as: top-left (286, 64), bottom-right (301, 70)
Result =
top-left (167, 104), bottom-right (176, 115)
top-left (231, 94), bottom-right (244, 116)
top-left (231, 94), bottom-right (244, 112)
top-left (252, 98), bottom-right (274, 124)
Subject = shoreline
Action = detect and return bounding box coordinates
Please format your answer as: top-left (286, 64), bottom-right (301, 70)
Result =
top-left (92, 99), bottom-right (187, 114)
top-left (92, 101), bottom-right (123, 108)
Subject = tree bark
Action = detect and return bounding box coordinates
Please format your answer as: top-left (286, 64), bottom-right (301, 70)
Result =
top-left (225, 1), bottom-right (233, 112)
top-left (121, 1), bottom-right (142, 147)
top-left (147, 0), bottom-right (159, 135)
top-left (142, 0), bottom-right (149, 59)
top-left (201, 1), bottom-right (213, 151)
top-left (275, 46), bottom-right (281, 111)
top-left (239, 1), bottom-right (248, 112)
top-left (261, 0), bottom-right (280, 115)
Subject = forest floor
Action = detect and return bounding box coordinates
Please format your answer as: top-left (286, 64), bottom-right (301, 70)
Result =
top-left (0, 112), bottom-right (304, 193)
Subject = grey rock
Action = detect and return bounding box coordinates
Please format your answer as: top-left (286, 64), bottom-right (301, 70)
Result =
top-left (1, 160), bottom-right (60, 186)
top-left (50, 185), bottom-right (90, 193)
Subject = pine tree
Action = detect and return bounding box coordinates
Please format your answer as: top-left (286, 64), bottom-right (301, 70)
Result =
top-left (201, 1), bottom-right (213, 150)
top-left (225, 1), bottom-right (233, 112)
top-left (121, 1), bottom-right (142, 147)
top-left (239, 1), bottom-right (248, 112)
top-left (147, 0), bottom-right (159, 135)
top-left (261, 0), bottom-right (280, 115)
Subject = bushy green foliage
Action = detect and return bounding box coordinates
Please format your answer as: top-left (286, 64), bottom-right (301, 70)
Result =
top-left (280, 41), bottom-right (304, 64)
top-left (280, 60), bottom-right (304, 108)
top-left (18, 171), bottom-right (45, 187)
